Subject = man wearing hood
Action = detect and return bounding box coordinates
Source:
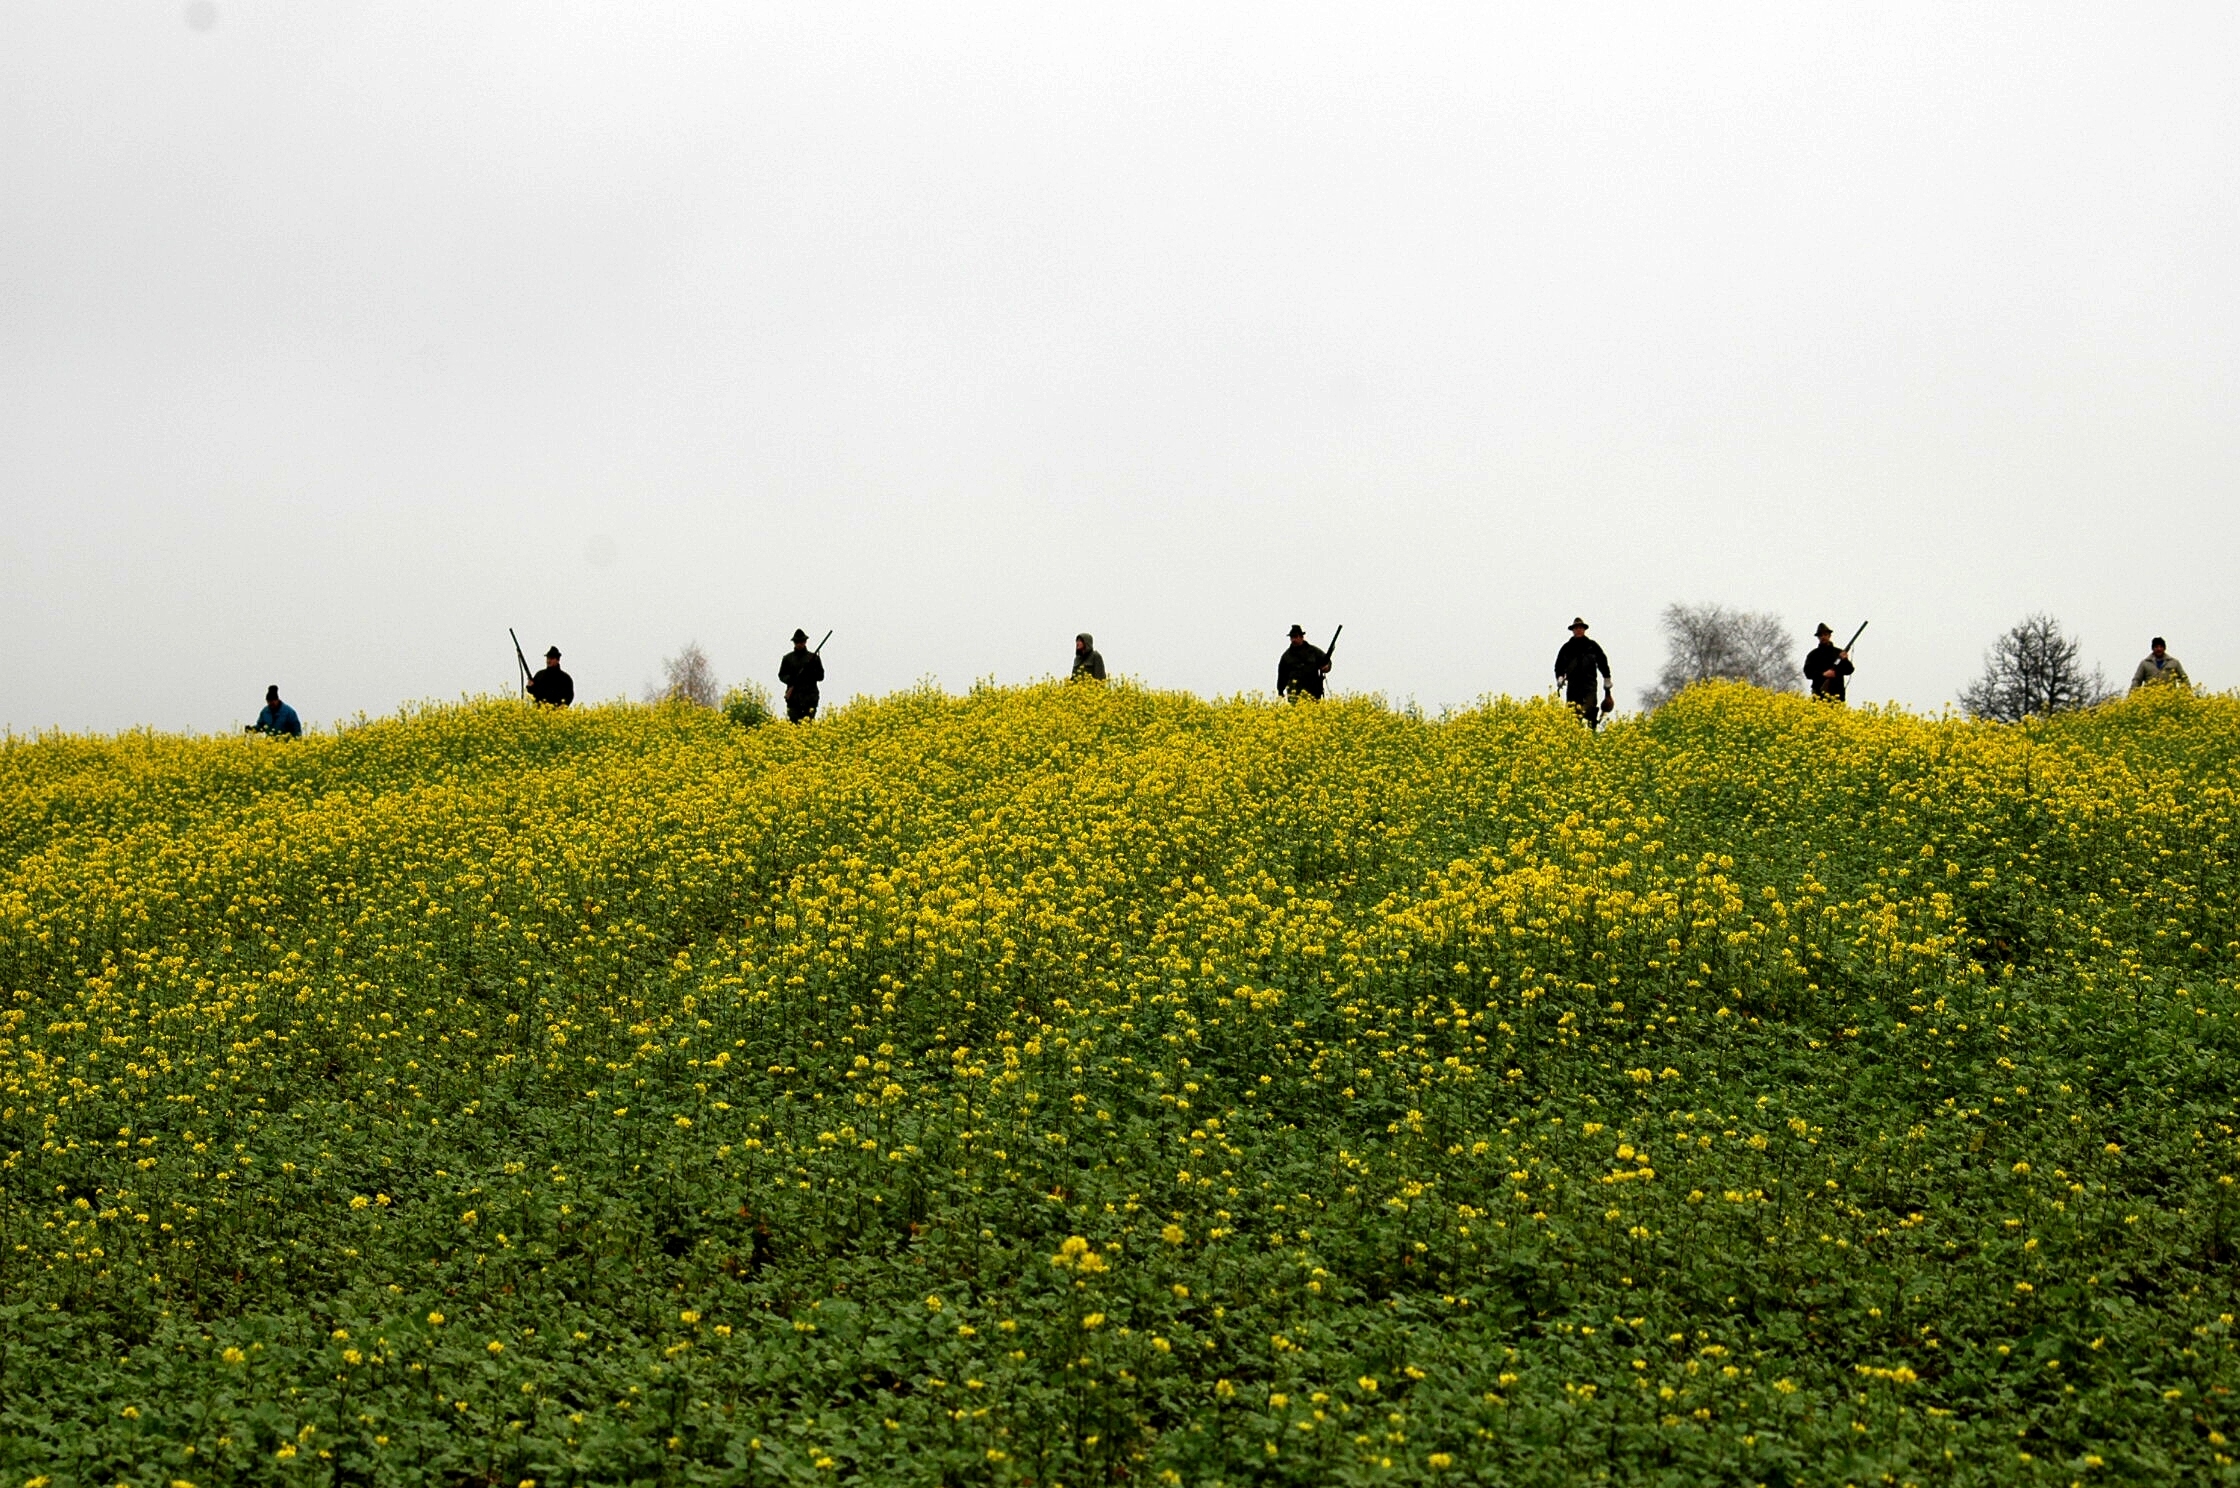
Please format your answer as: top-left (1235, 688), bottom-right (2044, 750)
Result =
top-left (1072, 633), bottom-right (1106, 682)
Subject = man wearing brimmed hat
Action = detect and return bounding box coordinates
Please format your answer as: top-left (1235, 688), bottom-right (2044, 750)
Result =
top-left (1071, 633), bottom-right (1106, 682)
top-left (1554, 617), bottom-right (1612, 729)
top-left (1277, 624), bottom-right (1332, 700)
top-left (779, 629), bottom-right (824, 722)
top-left (527, 646), bottom-right (574, 707)
top-left (1803, 624), bottom-right (1855, 702)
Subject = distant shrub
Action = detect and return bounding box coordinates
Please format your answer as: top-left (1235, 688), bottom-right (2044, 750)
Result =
top-left (1959, 612), bottom-right (2112, 721)
top-left (648, 641), bottom-right (722, 708)
top-left (722, 683), bottom-right (775, 729)
top-left (1641, 602), bottom-right (1800, 710)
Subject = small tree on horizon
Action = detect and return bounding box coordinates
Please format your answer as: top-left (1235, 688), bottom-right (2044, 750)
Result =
top-left (1958, 613), bottom-right (2110, 722)
top-left (1640, 602), bottom-right (1801, 710)
top-left (648, 641), bottom-right (721, 708)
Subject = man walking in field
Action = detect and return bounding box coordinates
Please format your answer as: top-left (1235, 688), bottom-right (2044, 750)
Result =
top-left (527, 646), bottom-right (574, 708)
top-left (1554, 618), bottom-right (1612, 729)
top-left (2129, 637), bottom-right (2190, 692)
top-left (780, 629), bottom-right (825, 722)
top-left (1071, 633), bottom-right (1106, 682)
top-left (249, 684), bottom-right (301, 737)
top-left (1277, 624), bottom-right (1331, 700)
top-left (1804, 623), bottom-right (1856, 702)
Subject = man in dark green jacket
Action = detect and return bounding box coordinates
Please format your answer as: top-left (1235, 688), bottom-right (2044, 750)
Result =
top-left (779, 630), bottom-right (825, 722)
top-left (1553, 618), bottom-right (1611, 728)
top-left (1804, 624), bottom-right (1856, 702)
top-left (1277, 625), bottom-right (1331, 700)
top-left (1072, 633), bottom-right (1107, 682)
top-left (527, 648), bottom-right (574, 707)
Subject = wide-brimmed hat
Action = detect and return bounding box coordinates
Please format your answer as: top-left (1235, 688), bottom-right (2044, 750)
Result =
top-left (544, 646), bottom-right (562, 658)
top-left (1568, 617), bottom-right (1588, 630)
top-left (1815, 623), bottom-right (1834, 637)
top-left (1288, 624), bottom-right (1306, 637)
top-left (791, 629), bottom-right (809, 643)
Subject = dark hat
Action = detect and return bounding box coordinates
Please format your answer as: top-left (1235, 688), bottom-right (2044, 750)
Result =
top-left (1288, 624), bottom-right (1306, 637)
top-left (2152, 636), bottom-right (2167, 648)
top-left (1569, 617), bottom-right (1588, 630)
top-left (265, 684), bottom-right (279, 698)
top-left (1815, 623), bottom-right (1834, 637)
top-left (792, 629), bottom-right (809, 643)
top-left (545, 646), bottom-right (562, 658)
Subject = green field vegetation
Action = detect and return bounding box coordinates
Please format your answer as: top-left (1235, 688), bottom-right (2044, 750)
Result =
top-left (2, 682), bottom-right (2238, 1485)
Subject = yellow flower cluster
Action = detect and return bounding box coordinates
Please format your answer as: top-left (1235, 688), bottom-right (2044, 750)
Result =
top-left (0, 679), bottom-right (2234, 1480)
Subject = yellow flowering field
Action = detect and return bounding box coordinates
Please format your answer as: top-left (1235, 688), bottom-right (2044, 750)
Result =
top-left (3, 682), bottom-right (2238, 1485)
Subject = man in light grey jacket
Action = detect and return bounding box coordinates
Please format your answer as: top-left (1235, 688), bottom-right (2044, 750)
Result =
top-left (2129, 637), bottom-right (2191, 692)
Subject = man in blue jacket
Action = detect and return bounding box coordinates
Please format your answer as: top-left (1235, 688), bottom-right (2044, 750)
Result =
top-left (250, 685), bottom-right (301, 737)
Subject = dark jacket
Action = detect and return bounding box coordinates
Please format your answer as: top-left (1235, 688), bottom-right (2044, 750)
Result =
top-left (779, 649), bottom-right (825, 699)
top-left (252, 701), bottom-right (301, 737)
top-left (527, 666), bottom-right (575, 707)
top-left (1071, 648), bottom-right (1106, 681)
top-left (1277, 643), bottom-right (1330, 699)
top-left (1554, 636), bottom-right (1610, 701)
top-left (1804, 643), bottom-right (1854, 700)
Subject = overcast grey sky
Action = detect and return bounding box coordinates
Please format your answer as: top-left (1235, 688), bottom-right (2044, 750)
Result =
top-left (4, 3), bottom-right (2234, 733)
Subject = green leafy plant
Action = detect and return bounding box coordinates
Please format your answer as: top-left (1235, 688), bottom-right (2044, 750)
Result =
top-left (721, 681), bottom-right (774, 729)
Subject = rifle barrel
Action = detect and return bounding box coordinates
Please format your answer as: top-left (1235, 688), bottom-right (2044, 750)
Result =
top-left (508, 627), bottom-right (533, 695)
top-left (815, 630), bottom-right (833, 654)
top-left (1326, 624), bottom-right (1344, 656)
top-left (1843, 621), bottom-right (1870, 652)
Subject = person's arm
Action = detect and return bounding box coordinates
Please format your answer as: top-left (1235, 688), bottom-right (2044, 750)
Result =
top-left (2130, 659), bottom-right (2151, 692)
top-left (1836, 654), bottom-right (1855, 677)
top-left (2170, 660), bottom-right (2191, 687)
top-left (1597, 643), bottom-right (1611, 681)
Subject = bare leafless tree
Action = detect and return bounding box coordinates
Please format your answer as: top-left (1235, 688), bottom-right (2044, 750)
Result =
top-left (1958, 613), bottom-right (2111, 722)
top-left (647, 641), bottom-right (721, 708)
top-left (1640, 603), bottom-right (1802, 710)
